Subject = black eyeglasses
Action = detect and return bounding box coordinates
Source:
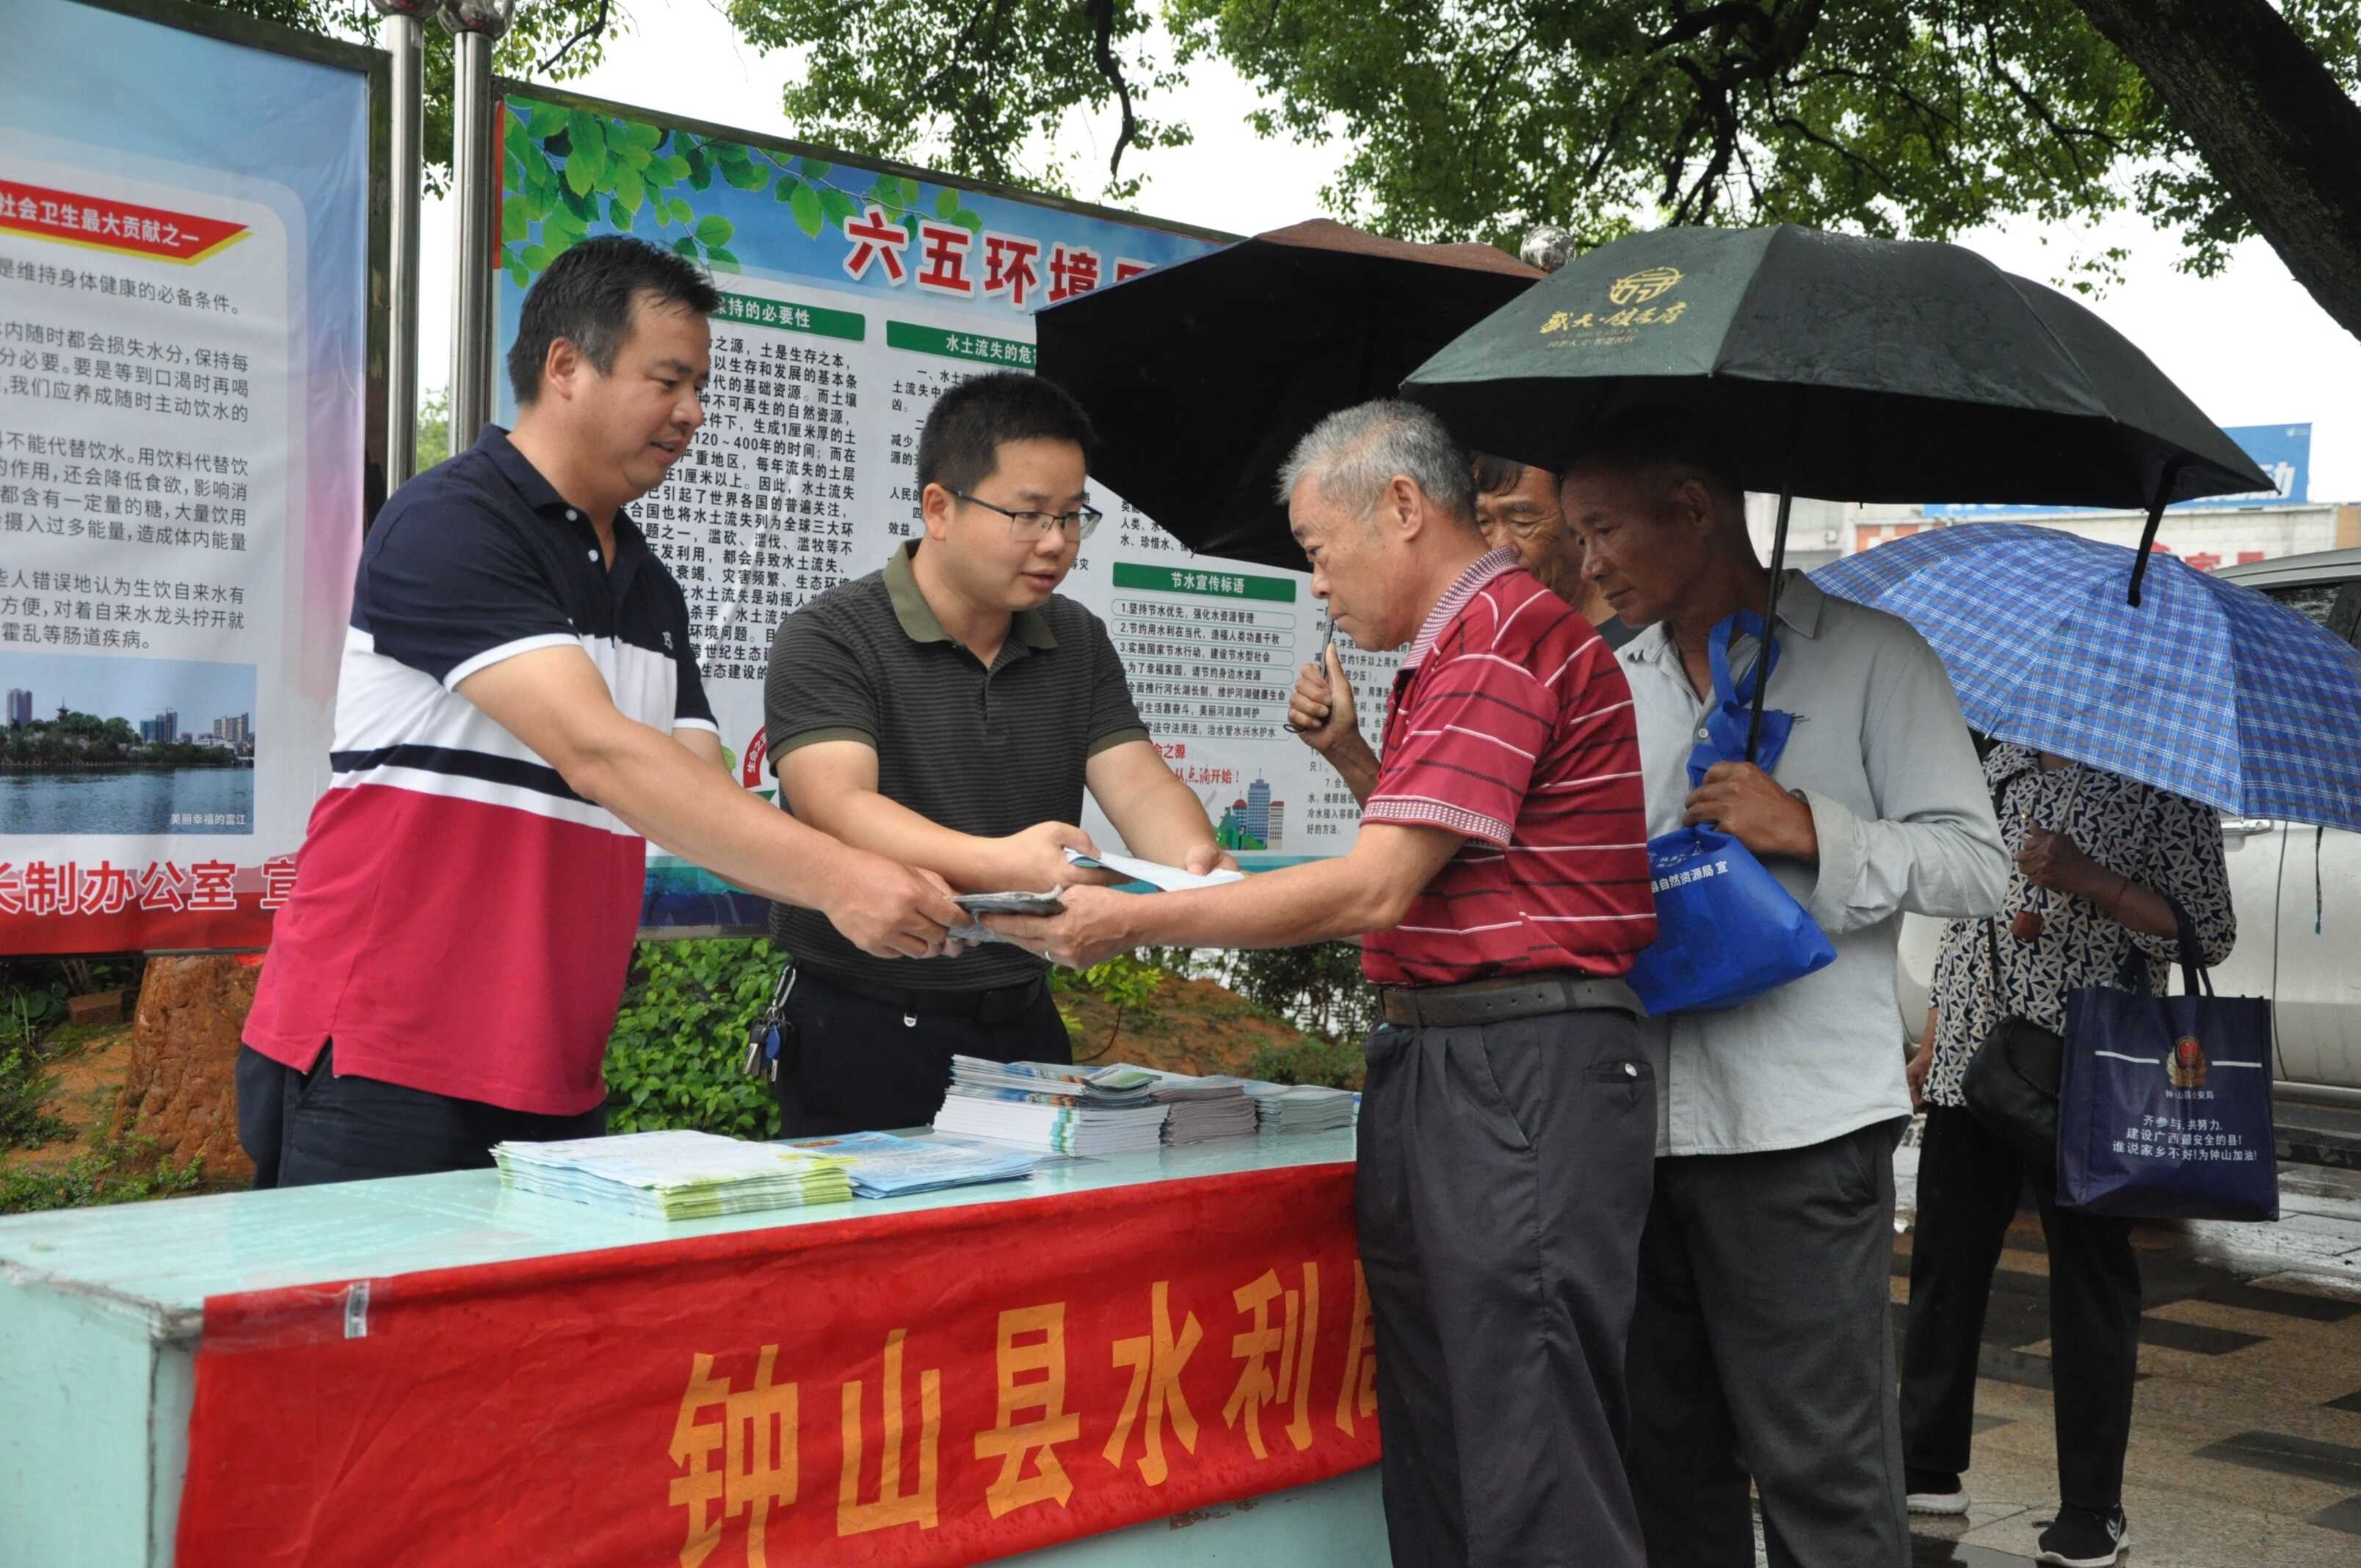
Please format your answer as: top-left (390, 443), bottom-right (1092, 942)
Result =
top-left (952, 490), bottom-right (1103, 542)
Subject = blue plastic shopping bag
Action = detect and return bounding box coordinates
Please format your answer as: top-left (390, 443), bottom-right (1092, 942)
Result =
top-left (1627, 612), bottom-right (1835, 1015)
top-left (2056, 901), bottom-right (2277, 1222)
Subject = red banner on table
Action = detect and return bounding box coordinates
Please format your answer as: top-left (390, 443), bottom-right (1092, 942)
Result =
top-left (176, 1163), bottom-right (1379, 1566)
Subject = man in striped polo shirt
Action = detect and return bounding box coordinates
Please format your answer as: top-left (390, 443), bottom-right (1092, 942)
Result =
top-left (995, 400), bottom-right (1659, 1567)
top-left (239, 238), bottom-right (963, 1187)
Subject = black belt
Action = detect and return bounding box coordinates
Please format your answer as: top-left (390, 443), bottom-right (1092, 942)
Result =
top-left (800, 965), bottom-right (1048, 1025)
top-left (1379, 971), bottom-right (1644, 1028)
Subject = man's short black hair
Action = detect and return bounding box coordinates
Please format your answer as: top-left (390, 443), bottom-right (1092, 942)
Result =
top-left (1470, 451), bottom-right (1532, 496)
top-left (917, 372), bottom-right (1097, 493)
top-left (507, 235), bottom-right (722, 406)
top-left (1559, 404), bottom-right (1744, 499)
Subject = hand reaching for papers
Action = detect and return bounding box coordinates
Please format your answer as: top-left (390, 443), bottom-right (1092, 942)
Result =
top-left (987, 884), bottom-right (1138, 969)
top-left (1185, 842), bottom-right (1241, 877)
top-left (1000, 820), bottom-right (1129, 892)
top-left (824, 858), bottom-right (969, 959)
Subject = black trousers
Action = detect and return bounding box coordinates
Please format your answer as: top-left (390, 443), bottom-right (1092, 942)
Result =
top-left (770, 968), bottom-right (1070, 1138)
top-left (1626, 1120), bottom-right (1910, 1568)
top-left (1355, 1008), bottom-right (1657, 1568)
top-left (235, 1042), bottom-right (606, 1188)
top-left (1901, 1105), bottom-right (2141, 1514)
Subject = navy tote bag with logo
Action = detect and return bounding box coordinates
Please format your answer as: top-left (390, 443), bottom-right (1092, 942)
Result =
top-left (2056, 898), bottom-right (2277, 1222)
top-left (1627, 611), bottom-right (1835, 1015)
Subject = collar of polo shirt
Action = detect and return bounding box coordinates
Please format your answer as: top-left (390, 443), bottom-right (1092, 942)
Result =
top-left (1622, 566), bottom-right (1830, 668)
top-left (483, 425), bottom-right (645, 545)
top-left (882, 540), bottom-right (1057, 650)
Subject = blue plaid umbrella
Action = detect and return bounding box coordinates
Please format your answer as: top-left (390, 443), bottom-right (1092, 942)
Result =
top-left (1812, 524), bottom-right (2361, 830)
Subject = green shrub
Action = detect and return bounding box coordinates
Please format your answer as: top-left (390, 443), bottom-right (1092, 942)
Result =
top-left (0, 1043), bottom-right (66, 1151)
top-left (1051, 953), bottom-right (1166, 1061)
top-left (1206, 942), bottom-right (1377, 1043)
top-left (1244, 1034), bottom-right (1366, 1092)
top-left (603, 938), bottom-right (782, 1139)
top-left (0, 1138), bottom-right (204, 1215)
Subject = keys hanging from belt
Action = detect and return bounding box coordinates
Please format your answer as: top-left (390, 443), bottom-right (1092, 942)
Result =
top-left (741, 963), bottom-right (799, 1082)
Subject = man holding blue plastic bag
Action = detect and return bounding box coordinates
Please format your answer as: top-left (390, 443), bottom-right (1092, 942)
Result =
top-left (1562, 407), bottom-right (2007, 1568)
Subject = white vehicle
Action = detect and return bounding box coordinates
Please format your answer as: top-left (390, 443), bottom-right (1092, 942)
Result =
top-left (1896, 547), bottom-right (2361, 1100)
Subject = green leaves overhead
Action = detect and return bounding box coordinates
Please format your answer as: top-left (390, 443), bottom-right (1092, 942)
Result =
top-left (715, 0), bottom-right (2361, 312)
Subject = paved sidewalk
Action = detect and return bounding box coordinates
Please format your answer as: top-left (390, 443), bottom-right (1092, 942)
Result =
top-left (1868, 1135), bottom-right (2361, 1566)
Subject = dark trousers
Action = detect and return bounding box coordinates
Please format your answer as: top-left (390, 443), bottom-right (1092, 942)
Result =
top-left (1626, 1119), bottom-right (1910, 1568)
top-left (1901, 1106), bottom-right (2141, 1513)
top-left (1355, 1008), bottom-right (1657, 1568)
top-left (771, 968), bottom-right (1069, 1138)
top-left (236, 1042), bottom-right (606, 1189)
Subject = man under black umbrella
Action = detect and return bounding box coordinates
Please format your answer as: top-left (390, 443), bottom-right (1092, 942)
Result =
top-left (1470, 451), bottom-right (1638, 648)
top-left (1562, 407), bottom-right (2006, 1567)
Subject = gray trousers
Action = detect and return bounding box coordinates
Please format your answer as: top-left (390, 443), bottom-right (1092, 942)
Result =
top-left (1356, 1008), bottom-right (1658, 1568)
top-left (1625, 1119), bottom-right (1910, 1567)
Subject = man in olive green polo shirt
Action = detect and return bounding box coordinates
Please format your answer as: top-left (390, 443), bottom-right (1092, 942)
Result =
top-left (763, 372), bottom-right (1230, 1136)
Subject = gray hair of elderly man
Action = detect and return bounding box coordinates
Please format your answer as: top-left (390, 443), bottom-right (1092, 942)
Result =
top-left (1274, 399), bottom-right (1478, 524)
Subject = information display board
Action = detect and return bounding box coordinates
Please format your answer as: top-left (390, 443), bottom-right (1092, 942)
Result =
top-left (0, 0), bottom-right (380, 951)
top-left (490, 87), bottom-right (1389, 930)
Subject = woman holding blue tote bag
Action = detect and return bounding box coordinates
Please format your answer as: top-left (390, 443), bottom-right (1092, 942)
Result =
top-left (2056, 894), bottom-right (2277, 1223)
top-left (1898, 747), bottom-right (2233, 1567)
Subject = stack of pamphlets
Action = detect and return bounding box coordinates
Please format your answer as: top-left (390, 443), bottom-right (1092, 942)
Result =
top-left (1244, 1081), bottom-right (1358, 1136)
top-left (780, 1130), bottom-right (1039, 1199)
top-left (931, 1056), bottom-right (1171, 1155)
top-left (493, 1130), bottom-right (853, 1220)
top-left (1139, 1069), bottom-right (1259, 1145)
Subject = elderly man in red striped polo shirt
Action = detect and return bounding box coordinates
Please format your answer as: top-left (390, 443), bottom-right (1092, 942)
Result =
top-left (993, 399), bottom-right (1658, 1568)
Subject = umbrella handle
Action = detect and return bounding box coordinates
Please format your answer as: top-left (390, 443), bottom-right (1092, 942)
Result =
top-left (2126, 455), bottom-right (2188, 608)
top-left (1746, 486), bottom-right (1795, 765)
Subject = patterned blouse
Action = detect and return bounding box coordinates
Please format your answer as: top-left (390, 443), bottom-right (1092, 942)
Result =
top-left (1923, 744), bottom-right (2235, 1109)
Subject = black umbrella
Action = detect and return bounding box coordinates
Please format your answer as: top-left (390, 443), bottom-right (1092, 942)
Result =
top-left (1401, 223), bottom-right (2272, 753)
top-left (1403, 225), bottom-right (2270, 598)
top-left (1037, 219), bottom-right (1541, 571)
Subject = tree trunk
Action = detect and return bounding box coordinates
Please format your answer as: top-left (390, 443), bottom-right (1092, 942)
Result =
top-left (2075, 0), bottom-right (2361, 342)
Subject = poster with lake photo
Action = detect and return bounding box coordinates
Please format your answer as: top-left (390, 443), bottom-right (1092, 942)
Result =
top-left (0, 653), bottom-right (255, 835)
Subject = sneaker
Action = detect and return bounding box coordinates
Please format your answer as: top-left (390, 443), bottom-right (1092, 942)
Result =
top-left (2036, 1506), bottom-right (2130, 1567)
top-left (1904, 1467), bottom-right (1969, 1516)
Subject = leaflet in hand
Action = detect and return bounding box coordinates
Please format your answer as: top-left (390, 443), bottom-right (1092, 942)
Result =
top-left (1064, 847), bottom-right (1245, 892)
top-left (949, 889), bottom-right (1063, 945)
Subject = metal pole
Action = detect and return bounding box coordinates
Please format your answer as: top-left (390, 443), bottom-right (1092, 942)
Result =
top-left (371, 1), bottom-right (434, 489)
top-left (441, 0), bottom-right (516, 446)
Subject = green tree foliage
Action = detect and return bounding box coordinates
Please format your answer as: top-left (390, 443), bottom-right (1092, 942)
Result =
top-left (728, 0), bottom-right (1194, 200)
top-left (722, 0), bottom-right (2361, 297)
top-left (415, 383), bottom-right (453, 471)
top-left (2, 710), bottom-right (243, 769)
